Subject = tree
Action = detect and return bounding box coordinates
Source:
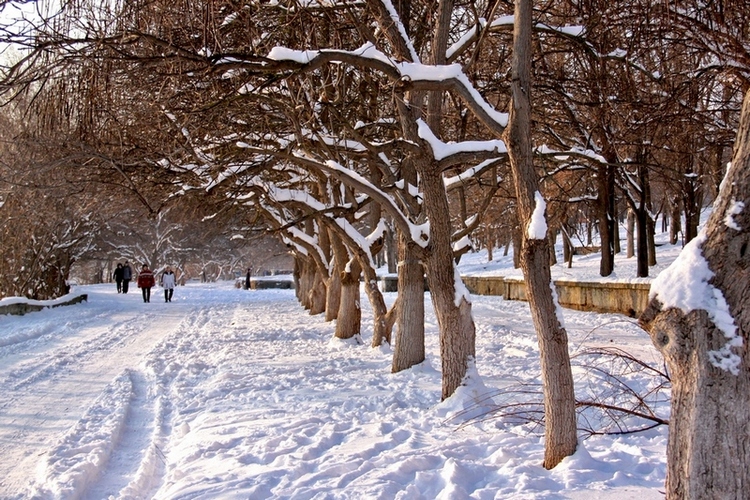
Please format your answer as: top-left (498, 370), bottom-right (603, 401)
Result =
top-left (639, 88), bottom-right (750, 499)
top-left (504, 0), bottom-right (577, 469)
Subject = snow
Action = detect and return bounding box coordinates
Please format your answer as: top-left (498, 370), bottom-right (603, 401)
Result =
top-left (417, 119), bottom-right (506, 161)
top-left (527, 191), bottom-right (548, 240)
top-left (1, 268), bottom-right (669, 498)
top-left (724, 200), bottom-right (745, 230)
top-left (649, 232), bottom-right (742, 375)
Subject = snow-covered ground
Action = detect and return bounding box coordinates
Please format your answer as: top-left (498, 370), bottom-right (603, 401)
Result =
top-left (0, 235), bottom-right (673, 500)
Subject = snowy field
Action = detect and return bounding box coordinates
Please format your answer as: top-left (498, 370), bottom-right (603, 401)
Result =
top-left (0, 237), bottom-right (676, 500)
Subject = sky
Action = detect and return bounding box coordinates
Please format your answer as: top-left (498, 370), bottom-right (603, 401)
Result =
top-left (0, 232), bottom-right (684, 499)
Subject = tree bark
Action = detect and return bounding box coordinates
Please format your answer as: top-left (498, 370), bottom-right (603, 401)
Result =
top-left (308, 268), bottom-right (327, 315)
top-left (325, 232), bottom-right (347, 321)
top-left (626, 208), bottom-right (635, 258)
top-left (392, 235), bottom-right (425, 372)
top-left (669, 194), bottom-right (681, 245)
top-left (598, 160), bottom-right (616, 277)
top-left (504, 0), bottom-right (577, 470)
top-left (334, 257), bottom-right (361, 339)
top-left (639, 89), bottom-right (750, 499)
top-left (419, 158), bottom-right (476, 400)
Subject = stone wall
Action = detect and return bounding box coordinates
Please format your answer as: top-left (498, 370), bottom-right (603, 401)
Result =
top-left (0, 294), bottom-right (88, 316)
top-left (463, 276), bottom-right (650, 317)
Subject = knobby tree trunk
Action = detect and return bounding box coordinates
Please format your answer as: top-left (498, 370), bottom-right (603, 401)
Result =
top-left (334, 257), bottom-right (361, 339)
top-left (504, 0), bottom-right (577, 469)
top-left (639, 89), bottom-right (750, 499)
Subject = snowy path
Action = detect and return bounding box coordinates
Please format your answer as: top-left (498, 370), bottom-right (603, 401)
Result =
top-left (0, 283), bottom-right (668, 499)
top-left (0, 290), bottom-right (190, 498)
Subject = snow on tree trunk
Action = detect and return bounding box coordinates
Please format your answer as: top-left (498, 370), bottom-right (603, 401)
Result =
top-left (639, 89), bottom-right (750, 499)
top-left (325, 234), bottom-right (347, 322)
top-left (504, 0), bottom-right (577, 469)
top-left (419, 159), bottom-right (476, 400)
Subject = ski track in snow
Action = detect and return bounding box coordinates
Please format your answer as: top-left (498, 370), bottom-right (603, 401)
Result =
top-left (0, 290), bottom-right (191, 498)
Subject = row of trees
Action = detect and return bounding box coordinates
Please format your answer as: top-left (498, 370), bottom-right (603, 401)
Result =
top-left (2, 0), bottom-right (749, 491)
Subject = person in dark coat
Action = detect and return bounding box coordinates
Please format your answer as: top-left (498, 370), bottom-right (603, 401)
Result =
top-left (113, 263), bottom-right (124, 293)
top-left (137, 264), bottom-right (156, 303)
top-left (122, 262), bottom-right (133, 294)
top-left (245, 267), bottom-right (252, 290)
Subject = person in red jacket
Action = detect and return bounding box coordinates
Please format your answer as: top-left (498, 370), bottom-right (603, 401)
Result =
top-left (137, 264), bottom-right (156, 303)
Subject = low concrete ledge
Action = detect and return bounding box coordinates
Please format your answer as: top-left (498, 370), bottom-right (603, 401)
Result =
top-left (380, 275), bottom-right (650, 317)
top-left (0, 293), bottom-right (88, 316)
top-left (250, 279), bottom-right (294, 290)
top-left (502, 277), bottom-right (650, 317)
top-left (461, 276), bottom-right (506, 296)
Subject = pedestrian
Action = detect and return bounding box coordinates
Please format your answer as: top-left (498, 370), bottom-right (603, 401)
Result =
top-left (245, 267), bottom-right (252, 290)
top-left (113, 263), bottom-right (124, 293)
top-left (122, 262), bottom-right (133, 294)
top-left (162, 265), bottom-right (176, 302)
top-left (137, 264), bottom-right (155, 303)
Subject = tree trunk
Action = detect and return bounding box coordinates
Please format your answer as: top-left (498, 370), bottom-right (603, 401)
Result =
top-left (504, 0), bottom-right (577, 469)
top-left (548, 228), bottom-right (557, 266)
top-left (647, 211), bottom-right (657, 267)
top-left (419, 159), bottom-right (476, 400)
top-left (308, 268), bottom-right (327, 315)
top-left (325, 233), bottom-right (347, 321)
top-left (562, 226), bottom-right (573, 268)
top-left (626, 208), bottom-right (635, 258)
top-left (683, 169), bottom-right (701, 244)
top-left (613, 211), bottom-right (621, 254)
top-left (636, 203), bottom-right (649, 278)
top-left (639, 89), bottom-right (750, 500)
top-left (334, 258), bottom-right (361, 339)
top-left (392, 235), bottom-right (426, 372)
top-left (598, 159), bottom-right (616, 277)
top-left (385, 221), bottom-right (398, 274)
top-left (362, 256), bottom-right (391, 348)
top-left (669, 194), bottom-right (682, 245)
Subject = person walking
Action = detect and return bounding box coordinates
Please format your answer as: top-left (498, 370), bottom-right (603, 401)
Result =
top-left (137, 264), bottom-right (156, 303)
top-left (122, 262), bottom-right (133, 294)
top-left (113, 263), bottom-right (124, 293)
top-left (161, 266), bottom-right (176, 302)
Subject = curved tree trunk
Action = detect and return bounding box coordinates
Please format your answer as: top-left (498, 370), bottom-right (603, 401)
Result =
top-left (419, 159), bottom-right (476, 400)
top-left (504, 0), bottom-right (577, 469)
top-left (639, 89), bottom-right (750, 500)
top-left (362, 257), bottom-right (391, 348)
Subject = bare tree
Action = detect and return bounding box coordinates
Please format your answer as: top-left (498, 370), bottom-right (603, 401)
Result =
top-left (504, 0), bottom-right (577, 469)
